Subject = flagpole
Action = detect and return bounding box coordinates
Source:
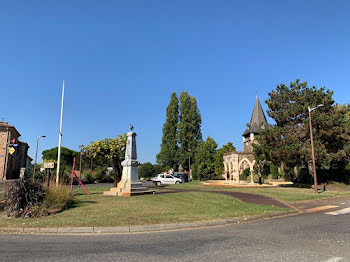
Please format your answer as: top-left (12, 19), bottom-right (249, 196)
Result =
top-left (56, 80), bottom-right (65, 185)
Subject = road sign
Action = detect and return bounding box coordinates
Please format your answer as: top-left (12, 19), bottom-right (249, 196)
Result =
top-left (9, 147), bottom-right (15, 155)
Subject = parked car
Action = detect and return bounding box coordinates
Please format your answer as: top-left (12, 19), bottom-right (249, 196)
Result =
top-left (173, 172), bottom-right (190, 182)
top-left (152, 174), bottom-right (182, 186)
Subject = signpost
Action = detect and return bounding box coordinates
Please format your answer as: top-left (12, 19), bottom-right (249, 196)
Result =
top-left (44, 162), bottom-right (55, 169)
top-left (44, 162), bottom-right (55, 187)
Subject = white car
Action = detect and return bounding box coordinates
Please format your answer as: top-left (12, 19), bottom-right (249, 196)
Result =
top-left (152, 174), bottom-right (182, 186)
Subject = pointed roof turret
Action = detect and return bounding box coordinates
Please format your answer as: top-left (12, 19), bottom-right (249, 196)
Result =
top-left (242, 97), bottom-right (269, 136)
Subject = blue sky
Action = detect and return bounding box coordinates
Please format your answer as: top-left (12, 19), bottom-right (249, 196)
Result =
top-left (0, 1), bottom-right (349, 163)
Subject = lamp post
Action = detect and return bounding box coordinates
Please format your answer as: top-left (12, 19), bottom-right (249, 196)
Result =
top-left (308, 104), bottom-right (324, 194)
top-left (33, 135), bottom-right (46, 181)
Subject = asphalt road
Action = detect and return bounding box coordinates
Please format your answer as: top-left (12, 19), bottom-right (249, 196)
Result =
top-left (0, 197), bottom-right (349, 262)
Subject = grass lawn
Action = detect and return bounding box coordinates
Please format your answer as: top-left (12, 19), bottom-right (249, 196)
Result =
top-left (0, 185), bottom-right (288, 228)
top-left (165, 181), bottom-right (350, 203)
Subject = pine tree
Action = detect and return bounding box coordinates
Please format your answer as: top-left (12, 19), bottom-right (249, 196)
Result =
top-left (178, 91), bottom-right (202, 169)
top-left (256, 79), bottom-right (350, 178)
top-left (156, 92), bottom-right (179, 170)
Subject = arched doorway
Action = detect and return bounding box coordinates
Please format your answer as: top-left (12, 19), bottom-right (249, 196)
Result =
top-left (238, 158), bottom-right (254, 184)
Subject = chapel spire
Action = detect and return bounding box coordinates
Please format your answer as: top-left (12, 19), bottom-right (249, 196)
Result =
top-left (242, 96), bottom-right (269, 136)
top-left (242, 97), bottom-right (269, 153)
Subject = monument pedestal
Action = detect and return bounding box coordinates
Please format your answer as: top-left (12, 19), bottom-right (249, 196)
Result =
top-left (103, 131), bottom-right (154, 197)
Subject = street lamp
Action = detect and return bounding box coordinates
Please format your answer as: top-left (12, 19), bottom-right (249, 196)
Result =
top-left (308, 104), bottom-right (324, 194)
top-left (33, 135), bottom-right (46, 181)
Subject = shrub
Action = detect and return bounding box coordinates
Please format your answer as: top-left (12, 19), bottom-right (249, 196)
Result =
top-left (0, 193), bottom-right (4, 211)
top-left (4, 179), bottom-right (45, 218)
top-left (139, 162), bottom-right (156, 179)
top-left (270, 164), bottom-right (279, 179)
top-left (91, 167), bottom-right (107, 183)
top-left (43, 184), bottom-right (73, 211)
top-left (240, 168), bottom-right (250, 180)
top-left (81, 171), bottom-right (93, 184)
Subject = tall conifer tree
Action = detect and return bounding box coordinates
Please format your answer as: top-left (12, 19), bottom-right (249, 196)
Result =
top-left (156, 92), bottom-right (179, 170)
top-left (178, 91), bottom-right (202, 169)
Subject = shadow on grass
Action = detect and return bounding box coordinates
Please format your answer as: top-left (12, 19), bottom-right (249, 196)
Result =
top-left (68, 200), bottom-right (98, 208)
top-left (74, 192), bottom-right (102, 196)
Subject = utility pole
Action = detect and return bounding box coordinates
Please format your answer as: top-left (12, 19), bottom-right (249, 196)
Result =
top-left (308, 104), bottom-right (324, 194)
top-left (56, 80), bottom-right (65, 185)
top-left (33, 135), bottom-right (46, 181)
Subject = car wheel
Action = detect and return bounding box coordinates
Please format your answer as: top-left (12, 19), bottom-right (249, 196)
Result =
top-left (156, 181), bottom-right (161, 186)
top-left (175, 181), bottom-right (180, 184)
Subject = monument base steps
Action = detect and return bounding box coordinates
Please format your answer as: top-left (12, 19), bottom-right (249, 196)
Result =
top-left (103, 181), bottom-right (154, 197)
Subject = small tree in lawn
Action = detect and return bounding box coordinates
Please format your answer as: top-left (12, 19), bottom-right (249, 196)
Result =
top-left (83, 134), bottom-right (127, 187)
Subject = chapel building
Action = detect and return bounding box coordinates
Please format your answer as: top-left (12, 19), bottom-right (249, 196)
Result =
top-left (223, 97), bottom-right (269, 183)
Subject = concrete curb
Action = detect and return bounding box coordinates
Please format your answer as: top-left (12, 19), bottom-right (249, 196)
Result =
top-left (0, 211), bottom-right (295, 234)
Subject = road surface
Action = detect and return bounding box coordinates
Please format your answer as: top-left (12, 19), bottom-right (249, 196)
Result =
top-left (0, 197), bottom-right (349, 262)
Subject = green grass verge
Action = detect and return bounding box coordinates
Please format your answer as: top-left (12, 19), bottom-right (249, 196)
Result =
top-left (0, 185), bottom-right (287, 228)
top-left (165, 181), bottom-right (350, 203)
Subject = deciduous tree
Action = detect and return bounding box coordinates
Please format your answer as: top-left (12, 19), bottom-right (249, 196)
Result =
top-left (83, 134), bottom-right (127, 187)
top-left (214, 142), bottom-right (236, 176)
top-left (193, 137), bottom-right (217, 180)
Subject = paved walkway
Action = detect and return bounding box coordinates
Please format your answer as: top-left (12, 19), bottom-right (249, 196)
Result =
top-left (156, 188), bottom-right (289, 208)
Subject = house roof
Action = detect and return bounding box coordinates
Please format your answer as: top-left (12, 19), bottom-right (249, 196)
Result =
top-left (0, 121), bottom-right (21, 137)
top-left (242, 97), bottom-right (269, 136)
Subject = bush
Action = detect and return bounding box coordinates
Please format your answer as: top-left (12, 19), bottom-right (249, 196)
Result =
top-left (43, 184), bottom-right (73, 211)
top-left (240, 168), bottom-right (250, 180)
top-left (0, 193), bottom-right (4, 211)
top-left (91, 167), bottom-right (106, 182)
top-left (81, 171), bottom-right (93, 184)
top-left (139, 162), bottom-right (156, 179)
top-left (4, 179), bottom-right (45, 218)
top-left (270, 164), bottom-right (279, 179)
